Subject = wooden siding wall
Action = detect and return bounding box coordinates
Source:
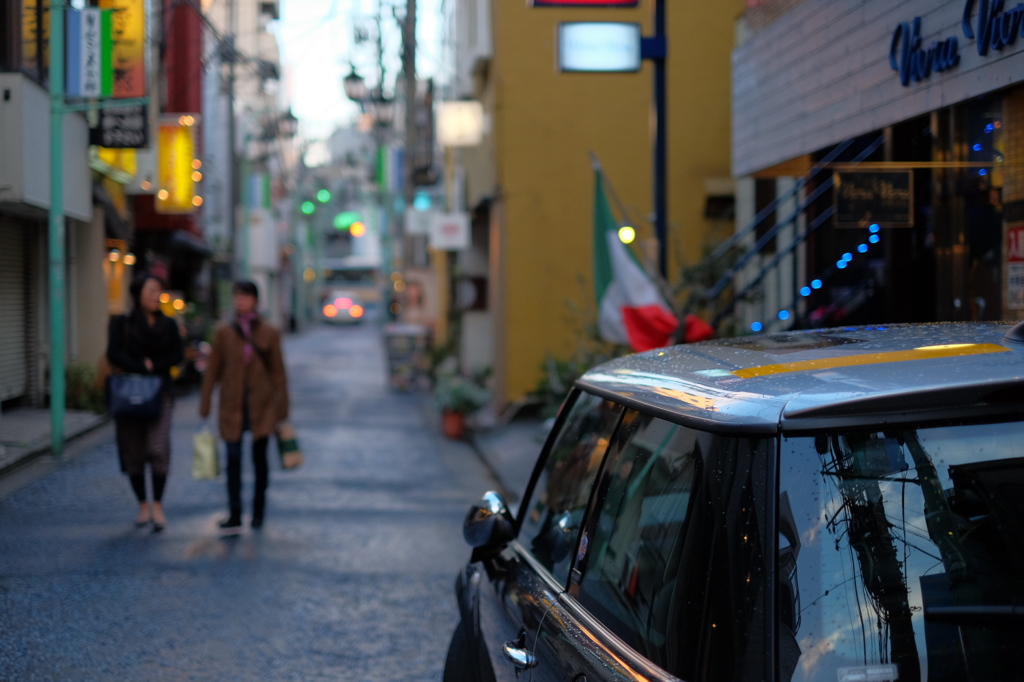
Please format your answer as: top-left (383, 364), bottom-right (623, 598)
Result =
top-left (733, 0), bottom-right (1024, 176)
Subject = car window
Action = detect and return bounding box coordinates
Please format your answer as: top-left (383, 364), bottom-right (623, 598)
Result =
top-left (518, 390), bottom-right (624, 583)
top-left (571, 411), bottom-right (704, 660)
top-left (569, 411), bottom-right (772, 681)
top-left (779, 422), bottom-right (1024, 682)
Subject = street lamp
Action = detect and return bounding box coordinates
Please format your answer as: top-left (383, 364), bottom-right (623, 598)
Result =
top-left (366, 88), bottom-right (395, 128)
top-left (278, 108), bottom-right (299, 138)
top-left (343, 66), bottom-right (370, 103)
top-left (240, 109), bottom-right (299, 279)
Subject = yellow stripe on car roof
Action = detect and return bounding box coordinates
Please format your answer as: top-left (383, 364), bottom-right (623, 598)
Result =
top-left (732, 343), bottom-right (1009, 379)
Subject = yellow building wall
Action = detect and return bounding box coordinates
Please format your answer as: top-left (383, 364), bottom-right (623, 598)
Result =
top-left (492, 1), bottom-right (743, 402)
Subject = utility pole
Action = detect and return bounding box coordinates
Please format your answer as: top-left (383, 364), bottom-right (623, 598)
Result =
top-left (402, 0), bottom-right (416, 259)
top-left (48, 0), bottom-right (67, 456)
top-left (226, 0), bottom-right (238, 282)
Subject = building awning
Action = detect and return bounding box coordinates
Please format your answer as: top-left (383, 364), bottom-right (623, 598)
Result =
top-left (169, 229), bottom-right (212, 257)
top-left (93, 181), bottom-right (132, 241)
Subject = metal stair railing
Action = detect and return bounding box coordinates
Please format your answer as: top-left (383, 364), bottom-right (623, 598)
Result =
top-left (712, 205), bottom-right (835, 327)
top-left (709, 134), bottom-right (886, 326)
top-left (708, 137), bottom-right (854, 263)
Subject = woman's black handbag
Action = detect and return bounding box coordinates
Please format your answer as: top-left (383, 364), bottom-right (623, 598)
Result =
top-left (108, 374), bottom-right (163, 418)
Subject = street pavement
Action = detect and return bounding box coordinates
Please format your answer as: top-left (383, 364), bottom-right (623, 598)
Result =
top-left (0, 323), bottom-right (501, 681)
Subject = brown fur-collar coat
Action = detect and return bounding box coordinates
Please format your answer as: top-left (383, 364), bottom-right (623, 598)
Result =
top-left (199, 318), bottom-right (289, 442)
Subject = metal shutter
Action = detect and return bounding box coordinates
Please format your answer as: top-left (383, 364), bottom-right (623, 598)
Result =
top-left (0, 219), bottom-right (27, 401)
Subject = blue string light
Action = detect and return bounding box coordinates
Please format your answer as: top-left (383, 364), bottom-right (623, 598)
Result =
top-left (751, 321), bottom-right (763, 332)
top-left (986, 123), bottom-right (994, 133)
top-left (973, 143), bottom-right (983, 151)
top-left (773, 223), bottom-right (883, 331)
top-left (979, 169), bottom-right (987, 176)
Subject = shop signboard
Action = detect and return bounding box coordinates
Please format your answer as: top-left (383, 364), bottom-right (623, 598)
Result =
top-left (90, 104), bottom-right (148, 148)
top-left (404, 208), bottom-right (436, 236)
top-left (1007, 225), bottom-right (1024, 309)
top-left (429, 212), bottom-right (471, 251)
top-left (155, 116), bottom-right (199, 214)
top-left (834, 171), bottom-right (913, 228)
top-left (67, 9), bottom-right (113, 98)
top-left (99, 0), bottom-right (147, 98)
top-left (533, 0), bottom-right (638, 6)
top-left (558, 22), bottom-right (642, 72)
top-left (437, 101), bottom-right (484, 147)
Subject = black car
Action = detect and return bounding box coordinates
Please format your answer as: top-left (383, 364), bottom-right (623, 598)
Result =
top-left (444, 323), bottom-right (1024, 682)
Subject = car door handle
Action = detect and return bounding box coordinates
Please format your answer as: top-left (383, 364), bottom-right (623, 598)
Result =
top-left (502, 638), bottom-right (538, 670)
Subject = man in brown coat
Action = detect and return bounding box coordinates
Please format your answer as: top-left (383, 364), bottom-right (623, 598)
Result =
top-left (200, 280), bottom-right (290, 529)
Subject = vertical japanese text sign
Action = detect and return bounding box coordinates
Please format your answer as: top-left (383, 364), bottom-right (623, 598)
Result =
top-left (99, 0), bottom-right (146, 98)
top-left (67, 9), bottom-right (113, 97)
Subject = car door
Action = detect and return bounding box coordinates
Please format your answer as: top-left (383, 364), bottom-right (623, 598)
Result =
top-left (530, 410), bottom-right (774, 682)
top-left (476, 390), bottom-right (624, 681)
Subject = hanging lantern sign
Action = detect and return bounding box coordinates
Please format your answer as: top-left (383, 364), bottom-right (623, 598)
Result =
top-left (156, 116), bottom-right (200, 214)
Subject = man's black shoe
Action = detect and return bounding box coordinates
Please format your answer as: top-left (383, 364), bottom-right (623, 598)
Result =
top-left (251, 514), bottom-right (264, 529)
top-left (219, 516), bottom-right (242, 530)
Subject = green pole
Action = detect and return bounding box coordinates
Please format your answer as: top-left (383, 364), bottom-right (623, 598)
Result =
top-left (49, 0), bottom-right (67, 457)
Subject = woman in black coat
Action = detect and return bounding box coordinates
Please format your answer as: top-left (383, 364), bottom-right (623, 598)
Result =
top-left (106, 273), bottom-right (183, 531)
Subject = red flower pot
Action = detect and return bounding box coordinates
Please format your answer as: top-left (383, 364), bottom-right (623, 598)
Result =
top-left (442, 409), bottom-right (465, 439)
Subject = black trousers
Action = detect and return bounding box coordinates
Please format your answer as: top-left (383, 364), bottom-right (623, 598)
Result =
top-left (225, 437), bottom-right (269, 518)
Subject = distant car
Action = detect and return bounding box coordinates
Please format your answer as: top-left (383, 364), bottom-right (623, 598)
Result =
top-left (321, 289), bottom-right (366, 324)
top-left (445, 322), bottom-right (1024, 682)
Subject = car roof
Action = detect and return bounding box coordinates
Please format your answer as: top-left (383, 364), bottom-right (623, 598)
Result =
top-left (577, 322), bottom-right (1024, 434)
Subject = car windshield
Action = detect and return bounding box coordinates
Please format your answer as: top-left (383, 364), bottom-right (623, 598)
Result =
top-left (780, 421), bottom-right (1024, 682)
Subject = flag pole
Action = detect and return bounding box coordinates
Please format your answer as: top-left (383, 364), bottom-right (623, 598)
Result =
top-left (589, 151), bottom-right (677, 314)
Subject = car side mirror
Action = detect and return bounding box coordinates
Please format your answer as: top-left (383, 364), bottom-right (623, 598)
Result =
top-left (463, 490), bottom-right (515, 550)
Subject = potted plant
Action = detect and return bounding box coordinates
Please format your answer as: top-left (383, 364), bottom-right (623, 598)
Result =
top-left (433, 370), bottom-right (491, 439)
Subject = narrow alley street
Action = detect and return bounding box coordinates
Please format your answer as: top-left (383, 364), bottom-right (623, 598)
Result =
top-left (0, 323), bottom-right (498, 681)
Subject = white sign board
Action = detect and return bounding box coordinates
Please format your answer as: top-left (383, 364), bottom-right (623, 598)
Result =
top-left (437, 101), bottom-right (484, 147)
top-left (557, 22), bottom-right (641, 73)
top-left (430, 212), bottom-right (471, 251)
top-left (404, 208), bottom-right (436, 236)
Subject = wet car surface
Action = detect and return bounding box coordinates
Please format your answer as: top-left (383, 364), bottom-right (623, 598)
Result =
top-left (444, 322), bottom-right (1024, 682)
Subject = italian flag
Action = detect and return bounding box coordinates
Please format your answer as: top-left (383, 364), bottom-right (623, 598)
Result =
top-left (593, 170), bottom-right (679, 352)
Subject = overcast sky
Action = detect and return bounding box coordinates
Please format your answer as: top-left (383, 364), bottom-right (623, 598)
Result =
top-left (277, 0), bottom-right (445, 142)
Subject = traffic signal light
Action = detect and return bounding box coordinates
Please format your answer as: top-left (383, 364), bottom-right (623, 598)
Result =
top-left (332, 211), bottom-right (360, 230)
top-left (301, 201), bottom-right (315, 215)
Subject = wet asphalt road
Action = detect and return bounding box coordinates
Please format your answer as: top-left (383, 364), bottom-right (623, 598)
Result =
top-left (0, 323), bottom-right (498, 681)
